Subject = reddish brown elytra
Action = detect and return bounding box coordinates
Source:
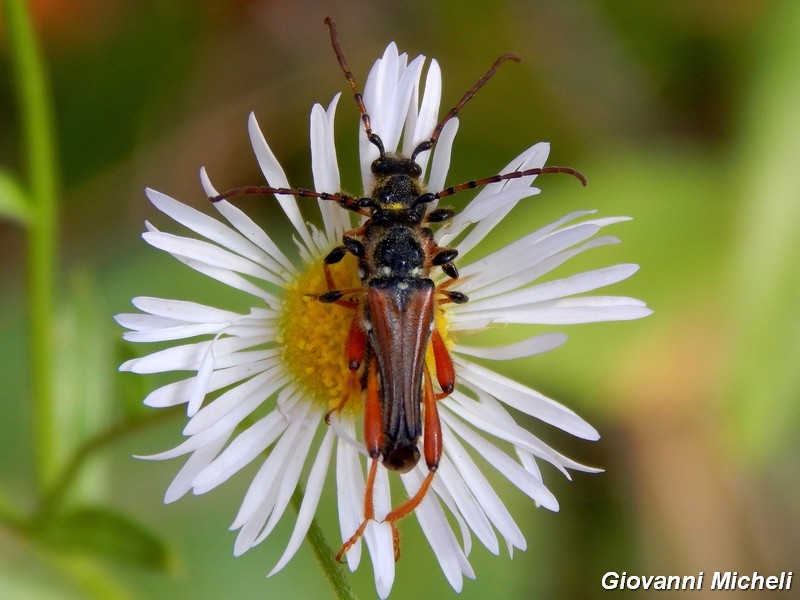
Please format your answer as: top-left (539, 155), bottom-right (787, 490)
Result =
top-left (210, 16), bottom-right (586, 562)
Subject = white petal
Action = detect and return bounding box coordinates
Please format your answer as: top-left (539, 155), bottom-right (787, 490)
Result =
top-left (231, 400), bottom-right (311, 530)
top-left (427, 118), bottom-right (458, 194)
top-left (253, 410), bottom-right (321, 545)
top-left (248, 113), bottom-right (314, 250)
top-left (172, 254), bottom-right (281, 307)
top-left (115, 313), bottom-right (182, 332)
top-left (201, 169), bottom-right (295, 277)
top-left (364, 467), bottom-right (395, 599)
top-left (142, 359), bottom-right (273, 408)
top-left (369, 50), bottom-right (423, 156)
top-left (456, 359), bottom-right (599, 439)
top-left (145, 188), bottom-right (287, 278)
top-left (120, 336), bottom-right (274, 374)
top-left (184, 369), bottom-right (286, 435)
top-left (120, 322), bottom-right (223, 343)
top-left (360, 43), bottom-right (398, 187)
top-left (138, 222), bottom-right (282, 304)
top-left (310, 94), bottom-right (349, 241)
top-left (269, 427), bottom-right (335, 576)
top-left (389, 55), bottom-right (425, 151)
top-left (336, 420), bottom-right (364, 570)
top-left (443, 389), bottom-right (589, 476)
top-left (327, 413), bottom-right (365, 457)
top-left (415, 59), bottom-right (442, 147)
top-left (162, 430), bottom-right (230, 503)
top-left (310, 97), bottom-right (341, 192)
top-left (435, 421), bottom-right (526, 552)
top-left (456, 215), bottom-right (634, 302)
top-left (441, 407), bottom-right (559, 510)
top-left (426, 468), bottom-right (474, 557)
top-left (139, 374), bottom-right (286, 464)
top-left (437, 142), bottom-right (550, 253)
top-left (452, 332), bottom-right (567, 361)
top-left (192, 410), bottom-right (289, 493)
top-left (187, 347), bottom-right (215, 416)
top-left (431, 452), bottom-right (498, 554)
top-left (451, 296), bottom-right (653, 325)
top-left (404, 58), bottom-right (442, 175)
top-left (142, 231), bottom-right (281, 286)
top-left (234, 479), bottom-right (281, 555)
top-left (460, 264), bottom-right (641, 313)
top-left (401, 467), bottom-right (471, 591)
top-left (447, 187), bottom-right (541, 233)
top-left (460, 234), bottom-right (624, 304)
top-left (132, 296), bottom-right (241, 323)
top-left (457, 222), bottom-right (602, 293)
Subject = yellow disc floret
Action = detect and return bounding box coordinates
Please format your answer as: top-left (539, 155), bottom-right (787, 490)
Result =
top-left (278, 255), bottom-right (361, 412)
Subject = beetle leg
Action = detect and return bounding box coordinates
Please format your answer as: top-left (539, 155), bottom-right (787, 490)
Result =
top-left (325, 315), bottom-right (367, 423)
top-left (336, 456), bottom-right (379, 562)
top-left (431, 247), bottom-right (458, 277)
top-left (427, 245), bottom-right (459, 281)
top-left (318, 246), bottom-right (358, 308)
top-left (425, 207), bottom-right (455, 223)
top-left (316, 229), bottom-right (368, 309)
top-left (383, 367), bottom-right (442, 561)
top-left (343, 224), bottom-right (367, 238)
top-left (336, 360), bottom-right (382, 562)
top-left (437, 289), bottom-right (469, 304)
top-left (431, 328), bottom-right (455, 399)
top-left (309, 287), bottom-right (362, 307)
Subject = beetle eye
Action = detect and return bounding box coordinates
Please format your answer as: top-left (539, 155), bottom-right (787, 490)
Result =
top-left (371, 158), bottom-right (388, 175)
top-left (407, 162), bottom-right (422, 177)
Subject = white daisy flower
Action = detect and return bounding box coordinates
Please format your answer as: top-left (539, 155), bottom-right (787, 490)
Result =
top-left (117, 38), bottom-right (650, 598)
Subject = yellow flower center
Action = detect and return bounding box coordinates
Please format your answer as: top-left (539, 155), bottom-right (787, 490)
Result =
top-left (278, 254), bottom-right (453, 414)
top-left (278, 255), bottom-right (360, 413)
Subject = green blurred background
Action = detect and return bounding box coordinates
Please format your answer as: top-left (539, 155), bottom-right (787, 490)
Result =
top-left (2, 0), bottom-right (798, 598)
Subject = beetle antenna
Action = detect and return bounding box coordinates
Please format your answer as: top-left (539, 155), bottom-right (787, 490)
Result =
top-left (411, 53), bottom-right (521, 160)
top-left (324, 17), bottom-right (385, 157)
top-left (430, 166), bottom-right (587, 201)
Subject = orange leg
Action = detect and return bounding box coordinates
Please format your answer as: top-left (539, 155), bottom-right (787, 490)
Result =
top-left (336, 360), bottom-right (383, 562)
top-left (431, 328), bottom-right (455, 399)
top-left (383, 367), bottom-right (443, 561)
top-left (336, 455), bottom-right (380, 562)
top-left (335, 367), bottom-right (445, 563)
top-left (436, 277), bottom-right (458, 291)
top-left (324, 315), bottom-right (367, 423)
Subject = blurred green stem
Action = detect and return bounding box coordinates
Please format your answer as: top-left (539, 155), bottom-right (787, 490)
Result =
top-left (725, 0), bottom-right (800, 458)
top-left (3, 0), bottom-right (59, 489)
top-left (34, 410), bottom-right (179, 527)
top-left (291, 488), bottom-right (358, 600)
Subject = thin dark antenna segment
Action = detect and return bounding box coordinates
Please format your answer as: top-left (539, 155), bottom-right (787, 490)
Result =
top-left (411, 53), bottom-right (522, 160)
top-left (324, 17), bottom-right (386, 157)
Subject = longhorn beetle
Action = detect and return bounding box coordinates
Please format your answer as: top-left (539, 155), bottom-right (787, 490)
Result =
top-left (211, 17), bottom-right (587, 562)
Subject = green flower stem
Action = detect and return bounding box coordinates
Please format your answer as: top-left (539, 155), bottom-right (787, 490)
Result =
top-left (3, 0), bottom-right (60, 489)
top-left (291, 487), bottom-right (358, 600)
top-left (33, 410), bottom-right (179, 527)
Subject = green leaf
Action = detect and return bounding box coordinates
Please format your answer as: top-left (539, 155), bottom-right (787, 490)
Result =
top-left (39, 506), bottom-right (177, 573)
top-left (0, 169), bottom-right (31, 224)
